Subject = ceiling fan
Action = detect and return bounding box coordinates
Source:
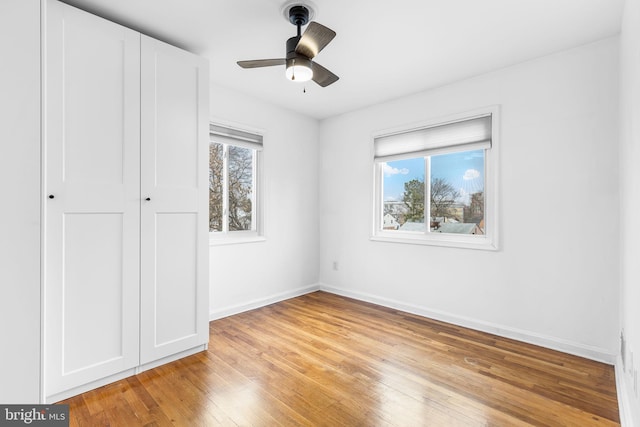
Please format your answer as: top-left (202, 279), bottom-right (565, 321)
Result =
top-left (237, 4), bottom-right (339, 87)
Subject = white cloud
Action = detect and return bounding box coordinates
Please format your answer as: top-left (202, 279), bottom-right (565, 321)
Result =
top-left (463, 169), bottom-right (480, 180)
top-left (383, 164), bottom-right (409, 177)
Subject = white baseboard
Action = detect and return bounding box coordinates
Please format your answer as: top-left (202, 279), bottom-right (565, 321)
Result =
top-left (137, 344), bottom-right (207, 374)
top-left (616, 355), bottom-right (639, 427)
top-left (209, 284), bottom-right (320, 321)
top-left (45, 345), bottom-right (209, 403)
top-left (45, 368), bottom-right (137, 403)
top-left (319, 283), bottom-right (616, 365)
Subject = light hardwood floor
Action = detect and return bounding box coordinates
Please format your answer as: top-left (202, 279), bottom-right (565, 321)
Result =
top-left (61, 291), bottom-right (620, 426)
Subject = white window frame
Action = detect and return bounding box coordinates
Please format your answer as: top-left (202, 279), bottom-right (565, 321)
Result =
top-left (371, 106), bottom-right (499, 250)
top-left (209, 122), bottom-right (265, 245)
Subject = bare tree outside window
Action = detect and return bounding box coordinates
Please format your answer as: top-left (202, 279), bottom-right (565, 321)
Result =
top-left (209, 142), bottom-right (257, 233)
top-left (209, 125), bottom-right (262, 238)
top-left (430, 177), bottom-right (460, 222)
top-left (401, 177), bottom-right (462, 224)
top-left (228, 146), bottom-right (253, 231)
top-left (209, 143), bottom-right (223, 232)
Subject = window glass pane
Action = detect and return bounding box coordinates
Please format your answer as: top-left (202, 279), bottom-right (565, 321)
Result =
top-left (382, 157), bottom-right (425, 232)
top-left (228, 145), bottom-right (253, 231)
top-left (430, 149), bottom-right (484, 234)
top-left (209, 143), bottom-right (223, 232)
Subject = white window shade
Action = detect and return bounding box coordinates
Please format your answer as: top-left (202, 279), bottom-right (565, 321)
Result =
top-left (210, 124), bottom-right (263, 151)
top-left (374, 115), bottom-right (491, 162)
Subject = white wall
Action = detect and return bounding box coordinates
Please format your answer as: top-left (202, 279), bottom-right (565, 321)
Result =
top-left (0, 0), bottom-right (41, 403)
top-left (208, 83), bottom-right (320, 318)
top-left (319, 38), bottom-right (620, 362)
top-left (618, 0), bottom-right (640, 423)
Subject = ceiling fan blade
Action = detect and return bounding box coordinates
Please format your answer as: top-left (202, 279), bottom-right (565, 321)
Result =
top-left (296, 22), bottom-right (336, 59)
top-left (237, 59), bottom-right (286, 69)
top-left (311, 62), bottom-right (339, 87)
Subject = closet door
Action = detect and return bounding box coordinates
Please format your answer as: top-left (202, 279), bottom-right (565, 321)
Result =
top-left (44, 0), bottom-right (141, 398)
top-left (140, 36), bottom-right (209, 364)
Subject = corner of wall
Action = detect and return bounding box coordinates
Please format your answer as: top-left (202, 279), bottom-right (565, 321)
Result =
top-left (618, 0), bottom-right (640, 423)
top-left (209, 284), bottom-right (321, 321)
top-left (615, 355), bottom-right (640, 427)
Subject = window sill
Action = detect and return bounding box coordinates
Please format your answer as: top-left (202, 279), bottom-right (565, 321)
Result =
top-left (209, 234), bottom-right (266, 246)
top-left (370, 232), bottom-right (498, 251)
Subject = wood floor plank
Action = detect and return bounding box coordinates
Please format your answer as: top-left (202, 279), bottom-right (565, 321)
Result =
top-left (58, 291), bottom-right (620, 426)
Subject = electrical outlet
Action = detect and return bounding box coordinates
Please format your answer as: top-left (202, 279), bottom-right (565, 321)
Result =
top-left (332, 261), bottom-right (339, 271)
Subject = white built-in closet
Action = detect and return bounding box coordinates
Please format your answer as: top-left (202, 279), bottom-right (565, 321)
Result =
top-left (3, 0), bottom-right (209, 403)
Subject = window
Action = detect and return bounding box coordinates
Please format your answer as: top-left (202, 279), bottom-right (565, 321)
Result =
top-left (209, 124), bottom-right (263, 242)
top-left (373, 107), bottom-right (498, 250)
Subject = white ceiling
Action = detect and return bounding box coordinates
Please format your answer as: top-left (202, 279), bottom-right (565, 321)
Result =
top-left (59, 0), bottom-right (624, 120)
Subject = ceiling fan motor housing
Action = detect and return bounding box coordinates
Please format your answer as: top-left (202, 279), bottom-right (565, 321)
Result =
top-left (286, 36), bottom-right (302, 59)
top-left (288, 5), bottom-right (310, 26)
top-left (286, 4), bottom-right (310, 62)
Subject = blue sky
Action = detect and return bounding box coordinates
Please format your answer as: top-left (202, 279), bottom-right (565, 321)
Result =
top-left (383, 150), bottom-right (484, 204)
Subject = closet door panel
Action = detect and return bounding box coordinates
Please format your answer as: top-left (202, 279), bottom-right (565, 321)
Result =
top-left (154, 213), bottom-right (198, 344)
top-left (140, 35), bottom-right (209, 364)
top-left (44, 0), bottom-right (141, 397)
top-left (62, 213), bottom-right (126, 372)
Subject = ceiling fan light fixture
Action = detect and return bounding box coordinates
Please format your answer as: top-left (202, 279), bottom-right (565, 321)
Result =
top-left (237, 2), bottom-right (338, 87)
top-left (285, 57), bottom-right (313, 82)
